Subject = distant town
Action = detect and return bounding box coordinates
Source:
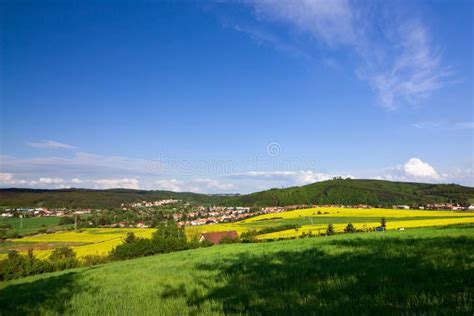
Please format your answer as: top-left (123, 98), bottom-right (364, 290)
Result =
top-left (2, 200), bottom-right (473, 229)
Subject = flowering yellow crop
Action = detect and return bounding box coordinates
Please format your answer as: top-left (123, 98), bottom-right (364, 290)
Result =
top-left (0, 228), bottom-right (156, 260)
top-left (185, 224), bottom-right (248, 237)
top-left (190, 207), bottom-right (474, 239)
top-left (256, 217), bottom-right (474, 239)
top-left (243, 207), bottom-right (474, 223)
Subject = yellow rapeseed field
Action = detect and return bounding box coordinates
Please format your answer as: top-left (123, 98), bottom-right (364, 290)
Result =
top-left (0, 228), bottom-right (155, 260)
top-left (190, 207), bottom-right (474, 240)
top-left (256, 216), bottom-right (474, 239)
top-left (242, 207), bottom-right (474, 223)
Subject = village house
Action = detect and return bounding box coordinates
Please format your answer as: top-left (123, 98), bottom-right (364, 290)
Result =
top-left (136, 221), bottom-right (149, 228)
top-left (199, 231), bottom-right (239, 245)
top-left (393, 205), bottom-right (410, 210)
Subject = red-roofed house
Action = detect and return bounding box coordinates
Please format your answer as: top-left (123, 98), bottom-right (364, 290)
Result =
top-left (200, 231), bottom-right (239, 245)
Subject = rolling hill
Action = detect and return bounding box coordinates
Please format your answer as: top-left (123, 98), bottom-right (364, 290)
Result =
top-left (227, 179), bottom-right (474, 206)
top-left (0, 179), bottom-right (473, 208)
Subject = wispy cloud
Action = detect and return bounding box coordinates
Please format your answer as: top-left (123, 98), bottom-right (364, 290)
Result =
top-left (360, 20), bottom-right (449, 110)
top-left (154, 178), bottom-right (236, 193)
top-left (454, 122), bottom-right (474, 129)
top-left (91, 178), bottom-right (140, 190)
top-left (0, 172), bottom-right (141, 190)
top-left (232, 24), bottom-right (311, 60)
top-left (26, 140), bottom-right (76, 149)
top-left (251, 0), bottom-right (356, 47)
top-left (0, 152), bottom-right (153, 182)
top-left (230, 170), bottom-right (352, 186)
top-left (241, 0), bottom-right (449, 110)
top-left (412, 121), bottom-right (474, 130)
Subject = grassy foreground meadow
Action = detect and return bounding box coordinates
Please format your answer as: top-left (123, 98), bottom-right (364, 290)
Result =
top-left (0, 224), bottom-right (473, 315)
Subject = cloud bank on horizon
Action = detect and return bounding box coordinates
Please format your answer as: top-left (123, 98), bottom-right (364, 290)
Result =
top-left (1, 142), bottom-right (472, 192)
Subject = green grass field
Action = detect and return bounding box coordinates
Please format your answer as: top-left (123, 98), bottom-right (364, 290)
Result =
top-left (1, 224), bottom-right (473, 315)
top-left (0, 216), bottom-right (71, 235)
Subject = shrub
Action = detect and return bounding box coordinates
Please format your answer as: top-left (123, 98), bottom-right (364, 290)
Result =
top-left (151, 221), bottom-right (188, 253)
top-left (49, 246), bottom-right (79, 271)
top-left (344, 223), bottom-right (356, 233)
top-left (326, 224), bottom-right (335, 236)
top-left (257, 225), bottom-right (301, 235)
top-left (0, 223), bottom-right (12, 229)
top-left (59, 216), bottom-right (75, 225)
top-left (300, 231), bottom-right (315, 238)
top-left (199, 239), bottom-right (214, 247)
top-left (0, 251), bottom-right (26, 281)
top-left (124, 232), bottom-right (136, 244)
top-left (0, 250), bottom-right (51, 281)
top-left (110, 238), bottom-right (155, 260)
top-left (6, 230), bottom-right (21, 239)
top-left (219, 236), bottom-right (240, 244)
top-left (240, 229), bottom-right (259, 243)
top-left (110, 221), bottom-right (192, 260)
top-left (82, 255), bottom-right (109, 267)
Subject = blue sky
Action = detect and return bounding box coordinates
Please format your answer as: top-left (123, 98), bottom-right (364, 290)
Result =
top-left (0, 0), bottom-right (472, 192)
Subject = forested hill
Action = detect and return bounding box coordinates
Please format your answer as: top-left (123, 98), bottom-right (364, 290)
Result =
top-left (0, 188), bottom-right (227, 209)
top-left (0, 179), bottom-right (473, 208)
top-left (224, 179), bottom-right (474, 207)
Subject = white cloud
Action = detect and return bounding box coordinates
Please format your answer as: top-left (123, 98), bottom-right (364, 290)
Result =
top-left (378, 157), bottom-right (441, 182)
top-left (454, 122), bottom-right (474, 129)
top-left (0, 173), bottom-right (14, 184)
top-left (91, 178), bottom-right (140, 190)
top-left (154, 179), bottom-right (182, 192)
top-left (0, 173), bottom-right (69, 188)
top-left (1, 152), bottom-right (471, 191)
top-left (189, 179), bottom-right (236, 192)
top-left (402, 158), bottom-right (440, 179)
top-left (154, 178), bottom-right (236, 193)
top-left (413, 121), bottom-right (474, 130)
top-left (0, 174), bottom-right (140, 189)
top-left (412, 121), bottom-right (444, 129)
top-left (231, 170), bottom-right (352, 186)
top-left (38, 177), bottom-right (65, 184)
top-left (373, 158), bottom-right (472, 186)
top-left (26, 140), bottom-right (76, 149)
top-left (242, 0), bottom-right (448, 110)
